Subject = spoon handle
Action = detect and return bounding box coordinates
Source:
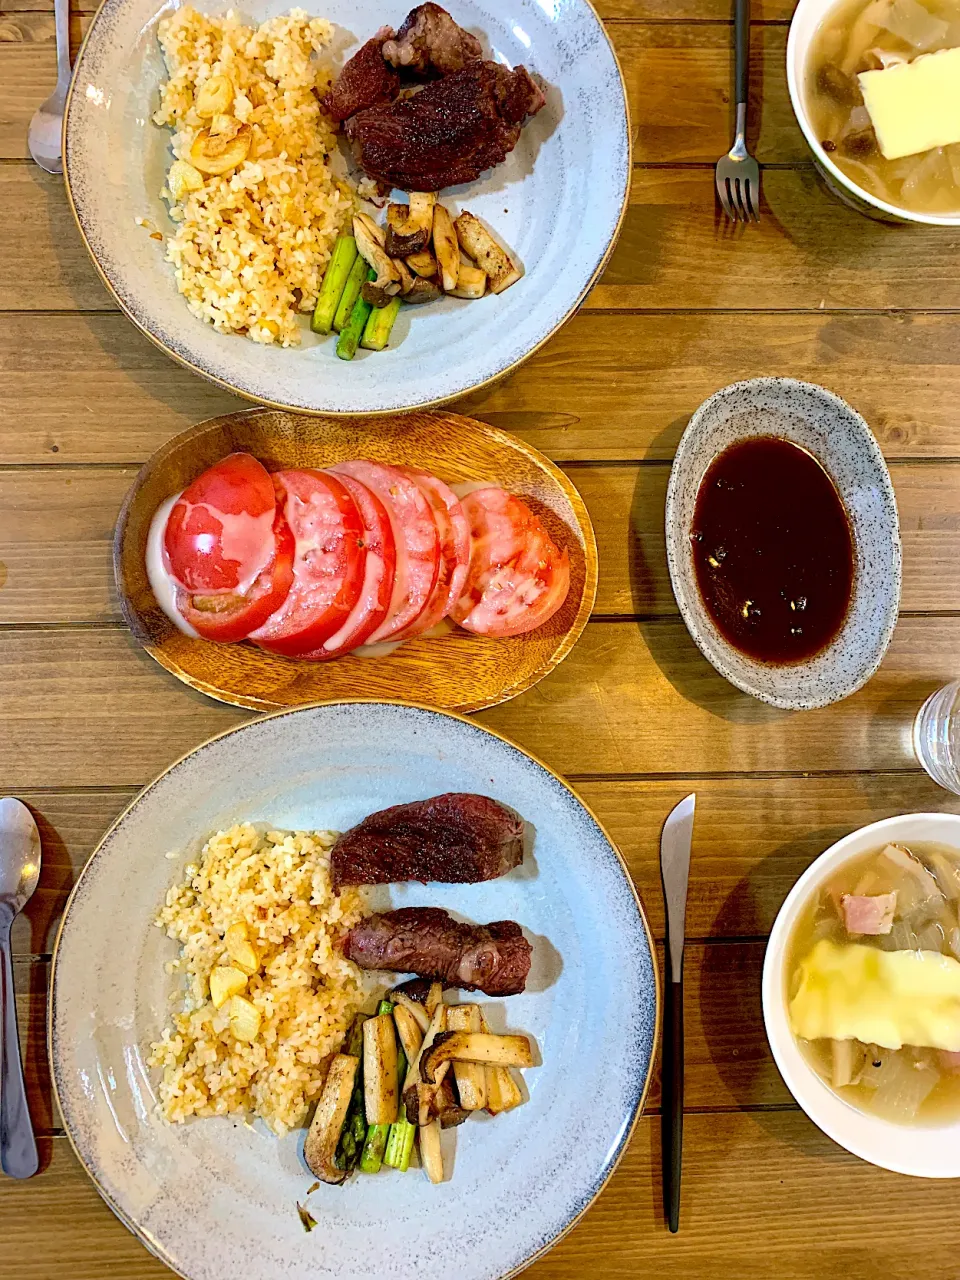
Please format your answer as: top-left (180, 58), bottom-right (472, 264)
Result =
top-left (54, 0), bottom-right (71, 91)
top-left (0, 917), bottom-right (38, 1178)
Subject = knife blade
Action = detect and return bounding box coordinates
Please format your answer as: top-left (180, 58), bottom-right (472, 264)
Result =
top-left (659, 792), bottom-right (695, 1233)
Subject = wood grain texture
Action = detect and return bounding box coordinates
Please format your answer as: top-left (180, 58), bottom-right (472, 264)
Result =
top-left (4, 312), bottom-right (960, 465)
top-left (0, 18), bottom-right (801, 163)
top-left (2, 460), bottom-right (959, 623)
top-left (0, 616), bottom-right (955, 787)
top-left (14, 1117), bottom-right (960, 1280)
top-left (6, 165), bottom-right (960, 316)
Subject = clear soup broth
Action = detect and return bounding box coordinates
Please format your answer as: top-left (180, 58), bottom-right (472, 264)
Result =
top-left (786, 841), bottom-right (960, 1125)
top-left (805, 0), bottom-right (960, 216)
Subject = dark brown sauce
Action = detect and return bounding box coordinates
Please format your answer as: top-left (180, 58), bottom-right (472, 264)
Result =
top-left (690, 436), bottom-right (854, 665)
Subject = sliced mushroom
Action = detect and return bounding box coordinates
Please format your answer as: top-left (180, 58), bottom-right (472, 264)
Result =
top-left (394, 255), bottom-right (417, 296)
top-left (195, 74), bottom-right (234, 119)
top-left (420, 1030), bottom-right (534, 1083)
top-left (404, 277), bottom-right (442, 305)
top-left (303, 1053), bottom-right (359, 1184)
top-left (353, 214), bottom-right (401, 307)
top-left (454, 210), bottom-right (522, 294)
top-left (188, 123), bottom-right (252, 176)
top-left (450, 262), bottom-right (486, 300)
top-left (432, 204), bottom-right (460, 293)
top-left (405, 249), bottom-right (438, 278)
top-left (384, 191), bottom-right (437, 256)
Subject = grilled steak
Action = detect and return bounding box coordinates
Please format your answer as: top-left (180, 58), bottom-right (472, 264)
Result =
top-left (345, 61), bottom-right (546, 191)
top-left (331, 792), bottom-right (523, 890)
top-left (343, 907), bottom-right (533, 995)
top-left (382, 3), bottom-right (482, 77)
top-left (322, 28), bottom-right (401, 122)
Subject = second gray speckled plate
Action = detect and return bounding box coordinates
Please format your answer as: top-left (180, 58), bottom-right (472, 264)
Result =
top-left (50, 701), bottom-right (657, 1280)
top-left (665, 378), bottom-right (901, 710)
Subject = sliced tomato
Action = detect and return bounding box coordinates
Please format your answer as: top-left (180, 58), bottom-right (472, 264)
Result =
top-left (389, 467), bottom-right (471, 641)
top-left (331, 460), bottom-right (440, 643)
top-left (450, 487), bottom-right (572, 638)
top-left (164, 453), bottom-right (278, 594)
top-left (250, 470), bottom-right (366, 657)
top-left (295, 473), bottom-right (398, 661)
top-left (175, 510), bottom-right (296, 643)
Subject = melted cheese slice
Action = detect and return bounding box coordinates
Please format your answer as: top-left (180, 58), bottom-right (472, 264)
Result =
top-left (789, 938), bottom-right (960, 1051)
top-left (858, 47), bottom-right (960, 161)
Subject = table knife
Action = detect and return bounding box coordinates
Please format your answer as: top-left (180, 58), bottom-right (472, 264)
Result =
top-left (660, 792), bottom-right (695, 1233)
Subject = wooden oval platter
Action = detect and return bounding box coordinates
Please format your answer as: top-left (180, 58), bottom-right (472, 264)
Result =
top-left (114, 409), bottom-right (597, 713)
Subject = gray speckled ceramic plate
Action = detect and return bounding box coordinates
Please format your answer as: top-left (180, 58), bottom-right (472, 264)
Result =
top-left (62, 0), bottom-right (630, 415)
top-left (50, 702), bottom-right (657, 1280)
top-left (665, 378), bottom-right (902, 710)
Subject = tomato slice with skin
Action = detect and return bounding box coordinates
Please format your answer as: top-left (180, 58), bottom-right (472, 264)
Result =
top-left (176, 509), bottom-right (296, 643)
top-left (389, 466), bottom-right (471, 641)
top-left (295, 473), bottom-right (397, 661)
top-left (250, 470), bottom-right (366, 657)
top-left (450, 487), bottom-right (572, 638)
top-left (330, 460), bottom-right (440, 643)
top-left (164, 453), bottom-right (278, 594)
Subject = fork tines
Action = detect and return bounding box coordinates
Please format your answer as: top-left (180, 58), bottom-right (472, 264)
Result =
top-left (715, 163), bottom-right (761, 223)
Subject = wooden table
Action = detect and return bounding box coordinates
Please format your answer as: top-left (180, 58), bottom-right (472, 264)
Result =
top-left (3, 0), bottom-right (960, 1272)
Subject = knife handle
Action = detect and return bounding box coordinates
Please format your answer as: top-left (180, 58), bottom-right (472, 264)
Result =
top-left (661, 967), bottom-right (684, 1233)
top-left (0, 914), bottom-right (38, 1178)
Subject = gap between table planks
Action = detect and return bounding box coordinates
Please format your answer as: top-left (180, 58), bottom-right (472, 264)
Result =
top-left (0, 616), bottom-right (956, 784)
top-left (3, 311), bottom-right (960, 463)
top-left (0, 461), bottom-right (959, 623)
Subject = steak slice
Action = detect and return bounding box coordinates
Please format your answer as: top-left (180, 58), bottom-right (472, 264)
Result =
top-left (382, 3), bottom-right (482, 77)
top-left (322, 28), bottom-right (401, 122)
top-left (345, 61), bottom-right (546, 192)
top-left (331, 792), bottom-right (523, 890)
top-left (343, 907), bottom-right (533, 995)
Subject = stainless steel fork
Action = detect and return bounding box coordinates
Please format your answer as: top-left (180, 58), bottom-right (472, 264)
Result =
top-left (715, 0), bottom-right (761, 222)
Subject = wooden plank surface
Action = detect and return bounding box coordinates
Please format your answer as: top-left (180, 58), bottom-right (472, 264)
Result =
top-left (6, 164), bottom-right (960, 316)
top-left (5, 312), bottom-right (960, 465)
top-left (12, 1118), bottom-right (960, 1280)
top-left (4, 0), bottom-right (960, 1272)
top-left (2, 461), bottom-right (960, 624)
top-left (0, 616), bottom-right (954, 788)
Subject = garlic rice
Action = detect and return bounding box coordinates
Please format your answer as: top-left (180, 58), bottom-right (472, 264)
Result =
top-left (153, 7), bottom-right (353, 347)
top-left (148, 822), bottom-right (368, 1135)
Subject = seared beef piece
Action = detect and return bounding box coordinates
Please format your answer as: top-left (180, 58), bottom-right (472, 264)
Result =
top-left (323, 28), bottom-right (401, 122)
top-left (331, 792), bottom-right (523, 890)
top-left (343, 907), bottom-right (533, 996)
top-left (382, 3), bottom-right (482, 77)
top-left (345, 61), bottom-right (545, 191)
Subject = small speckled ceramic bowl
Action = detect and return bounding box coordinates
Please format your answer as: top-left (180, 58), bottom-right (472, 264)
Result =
top-left (665, 378), bottom-right (901, 710)
top-left (50, 701), bottom-right (658, 1280)
top-left (63, 0), bottom-right (630, 414)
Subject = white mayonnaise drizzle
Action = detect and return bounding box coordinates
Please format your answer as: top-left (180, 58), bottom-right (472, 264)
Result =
top-left (144, 493), bottom-right (200, 639)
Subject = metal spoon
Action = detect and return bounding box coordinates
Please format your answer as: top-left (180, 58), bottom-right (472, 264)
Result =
top-left (27, 0), bottom-right (72, 174)
top-left (0, 798), bottom-right (41, 1178)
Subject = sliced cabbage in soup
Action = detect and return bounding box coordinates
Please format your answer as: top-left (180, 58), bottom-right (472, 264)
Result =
top-left (805, 0), bottom-right (960, 215)
top-left (786, 841), bottom-right (960, 1123)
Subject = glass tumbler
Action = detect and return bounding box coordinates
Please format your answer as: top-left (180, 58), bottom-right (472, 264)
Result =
top-left (914, 681), bottom-right (960, 796)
